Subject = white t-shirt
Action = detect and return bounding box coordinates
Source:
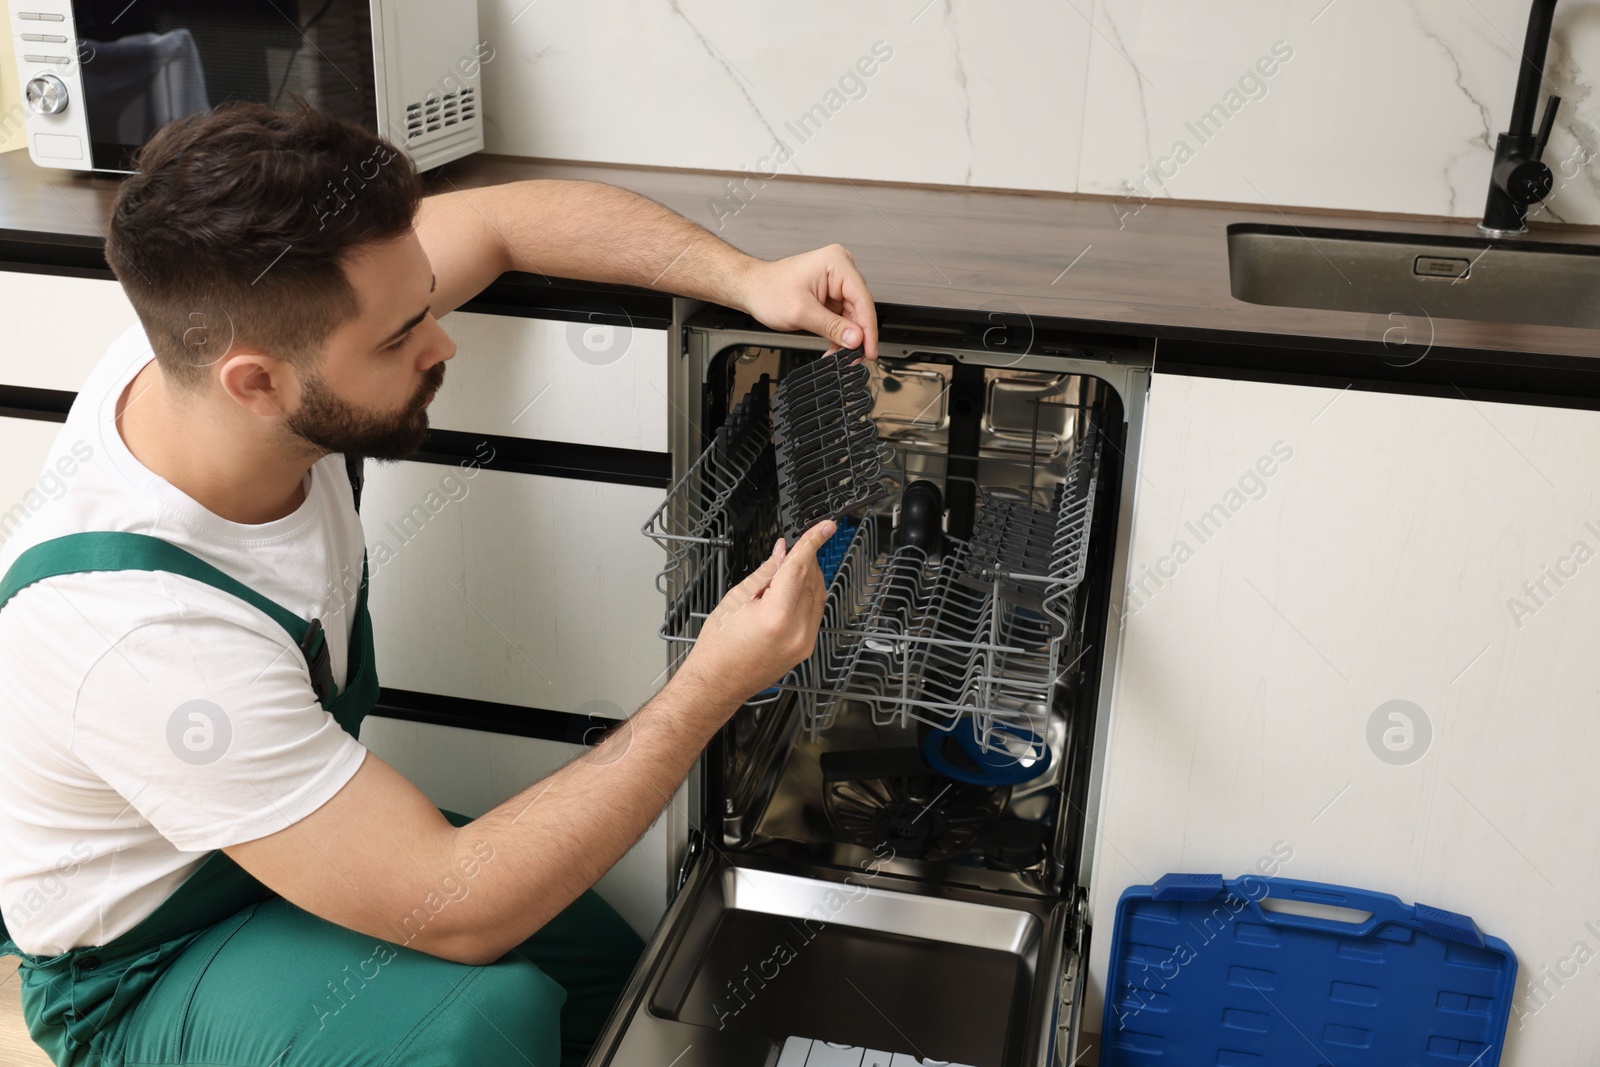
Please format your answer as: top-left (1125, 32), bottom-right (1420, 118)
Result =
top-left (0, 323), bottom-right (369, 957)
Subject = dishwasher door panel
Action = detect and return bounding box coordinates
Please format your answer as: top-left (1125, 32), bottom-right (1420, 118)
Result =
top-left (590, 853), bottom-right (1072, 1067)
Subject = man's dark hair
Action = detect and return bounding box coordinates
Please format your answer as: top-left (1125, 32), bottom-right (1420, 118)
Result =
top-left (106, 99), bottom-right (423, 388)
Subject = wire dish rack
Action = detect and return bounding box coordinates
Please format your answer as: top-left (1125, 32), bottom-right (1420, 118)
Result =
top-left (643, 374), bottom-right (1103, 750)
top-left (647, 378), bottom-right (781, 675)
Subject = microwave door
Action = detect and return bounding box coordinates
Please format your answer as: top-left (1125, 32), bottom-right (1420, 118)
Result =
top-left (72, 0), bottom-right (377, 171)
top-left (80, 27), bottom-right (209, 164)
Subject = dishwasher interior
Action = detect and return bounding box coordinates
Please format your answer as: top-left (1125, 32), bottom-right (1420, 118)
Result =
top-left (591, 314), bottom-right (1148, 1067)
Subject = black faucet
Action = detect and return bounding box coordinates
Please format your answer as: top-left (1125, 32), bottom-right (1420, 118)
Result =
top-left (1479, 0), bottom-right (1563, 235)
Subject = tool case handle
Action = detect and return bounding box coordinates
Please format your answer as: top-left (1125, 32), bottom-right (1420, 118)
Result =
top-left (1150, 873), bottom-right (1487, 948)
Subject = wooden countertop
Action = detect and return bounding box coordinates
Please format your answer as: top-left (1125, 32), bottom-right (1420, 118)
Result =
top-left (4, 148), bottom-right (1599, 366)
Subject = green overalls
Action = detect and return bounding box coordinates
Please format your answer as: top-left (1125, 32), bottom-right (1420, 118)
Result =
top-left (0, 533), bottom-right (642, 1067)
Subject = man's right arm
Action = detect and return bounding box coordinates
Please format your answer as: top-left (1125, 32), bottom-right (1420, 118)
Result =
top-left (223, 520), bottom-right (835, 965)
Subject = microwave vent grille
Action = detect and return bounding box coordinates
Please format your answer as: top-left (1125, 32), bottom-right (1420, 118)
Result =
top-left (403, 87), bottom-right (477, 141)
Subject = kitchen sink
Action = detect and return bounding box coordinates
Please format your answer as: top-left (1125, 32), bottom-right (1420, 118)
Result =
top-left (1227, 222), bottom-right (1600, 330)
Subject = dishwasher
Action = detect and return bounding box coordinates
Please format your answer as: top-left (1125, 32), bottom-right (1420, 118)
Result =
top-left (587, 305), bottom-right (1152, 1067)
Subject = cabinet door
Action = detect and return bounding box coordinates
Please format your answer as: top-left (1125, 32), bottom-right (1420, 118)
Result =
top-left (430, 309), bottom-right (668, 452)
top-left (0, 416), bottom-right (67, 548)
top-left (0, 272), bottom-right (138, 391)
top-left (358, 716), bottom-right (676, 939)
top-left (1087, 373), bottom-right (1600, 1061)
top-left (358, 459), bottom-right (668, 717)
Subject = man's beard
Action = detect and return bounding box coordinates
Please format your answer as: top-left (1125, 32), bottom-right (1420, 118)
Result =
top-left (282, 362), bottom-right (446, 462)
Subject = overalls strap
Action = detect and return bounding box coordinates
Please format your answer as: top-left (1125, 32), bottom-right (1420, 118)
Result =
top-left (0, 528), bottom-right (378, 967)
top-left (0, 531), bottom-right (311, 640)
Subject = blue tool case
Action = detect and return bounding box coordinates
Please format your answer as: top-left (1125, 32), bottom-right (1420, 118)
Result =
top-left (1101, 874), bottom-right (1518, 1065)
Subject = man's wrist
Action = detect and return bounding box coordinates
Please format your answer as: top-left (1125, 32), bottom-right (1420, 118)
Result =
top-left (692, 245), bottom-right (763, 314)
top-left (666, 660), bottom-right (748, 726)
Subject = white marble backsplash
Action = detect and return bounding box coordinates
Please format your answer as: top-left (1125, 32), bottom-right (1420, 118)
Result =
top-left (477, 0), bottom-right (1600, 224)
top-left (1079, 0), bottom-right (1600, 223)
top-left (476, 0), bottom-right (1093, 193)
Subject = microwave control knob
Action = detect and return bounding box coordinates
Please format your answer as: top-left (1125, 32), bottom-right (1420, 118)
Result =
top-left (25, 74), bottom-right (69, 116)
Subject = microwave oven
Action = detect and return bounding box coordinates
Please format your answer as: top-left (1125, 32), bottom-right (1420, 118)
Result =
top-left (7, 0), bottom-right (484, 173)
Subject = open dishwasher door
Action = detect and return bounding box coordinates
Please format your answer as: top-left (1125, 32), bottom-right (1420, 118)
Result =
top-left (586, 307), bottom-right (1150, 1067)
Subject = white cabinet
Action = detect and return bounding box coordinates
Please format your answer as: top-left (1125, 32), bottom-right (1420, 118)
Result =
top-left (357, 459), bottom-right (668, 717)
top-left (431, 309), bottom-right (668, 452)
top-left (0, 272), bottom-right (672, 457)
top-left (357, 716), bottom-right (676, 940)
top-left (0, 272), bottom-right (137, 391)
top-left (1087, 372), bottom-right (1600, 1061)
top-left (0, 415), bottom-right (67, 549)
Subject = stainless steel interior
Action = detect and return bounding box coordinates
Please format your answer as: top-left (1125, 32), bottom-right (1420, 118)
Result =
top-left (590, 314), bottom-right (1151, 1067)
top-left (670, 346), bottom-right (1119, 901)
top-left (1227, 221), bottom-right (1600, 329)
top-left (735, 692), bottom-right (1077, 897)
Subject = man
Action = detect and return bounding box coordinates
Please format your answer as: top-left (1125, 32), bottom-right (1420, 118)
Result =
top-left (0, 101), bottom-right (876, 1066)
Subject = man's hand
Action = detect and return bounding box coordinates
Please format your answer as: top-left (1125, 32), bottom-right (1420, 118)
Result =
top-left (739, 245), bottom-right (879, 360)
top-left (675, 519), bottom-right (837, 710)
top-left (224, 520), bottom-right (840, 967)
top-left (419, 182), bottom-right (880, 358)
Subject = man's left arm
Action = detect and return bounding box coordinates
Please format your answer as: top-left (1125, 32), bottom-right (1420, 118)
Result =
top-left (415, 178), bottom-right (878, 358)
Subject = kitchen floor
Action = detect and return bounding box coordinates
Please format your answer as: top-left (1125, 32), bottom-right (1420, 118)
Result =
top-left (1, 958), bottom-right (53, 1065)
